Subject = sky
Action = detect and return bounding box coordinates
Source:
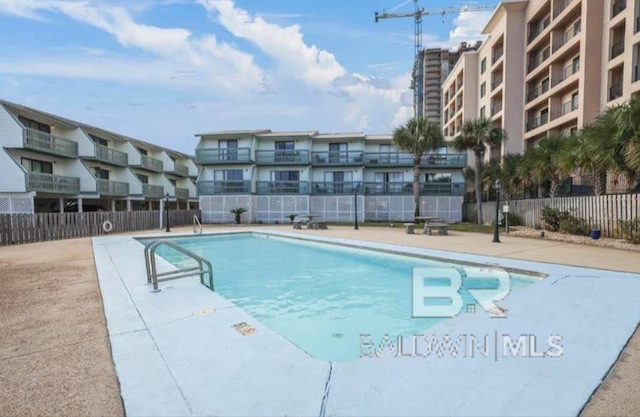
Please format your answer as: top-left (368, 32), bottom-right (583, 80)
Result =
top-left (0, 0), bottom-right (495, 154)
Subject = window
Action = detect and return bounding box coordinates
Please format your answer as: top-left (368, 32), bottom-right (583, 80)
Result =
top-left (571, 92), bottom-right (579, 110)
top-left (19, 116), bottom-right (51, 133)
top-left (540, 108), bottom-right (549, 123)
top-left (541, 77), bottom-right (549, 91)
top-left (572, 57), bottom-right (580, 73)
top-left (94, 167), bottom-right (109, 180)
top-left (480, 106), bottom-right (486, 119)
top-left (214, 169), bottom-right (243, 181)
top-left (481, 58), bottom-right (487, 74)
top-left (219, 139), bottom-right (238, 161)
top-left (136, 147), bottom-right (148, 156)
top-left (89, 134), bottom-right (108, 147)
top-left (374, 172), bottom-right (403, 193)
top-left (425, 173), bottom-right (452, 183)
top-left (169, 179), bottom-right (177, 186)
top-left (21, 158), bottom-right (53, 174)
top-left (271, 171), bottom-right (299, 181)
top-left (480, 82), bottom-right (486, 98)
top-left (329, 142), bottom-right (348, 163)
top-left (275, 141), bottom-right (294, 150)
top-left (136, 174), bottom-right (148, 184)
top-left (321, 171), bottom-right (353, 193)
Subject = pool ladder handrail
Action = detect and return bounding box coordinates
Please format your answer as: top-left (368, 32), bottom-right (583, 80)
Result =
top-left (144, 239), bottom-right (214, 292)
top-left (193, 215), bottom-right (203, 235)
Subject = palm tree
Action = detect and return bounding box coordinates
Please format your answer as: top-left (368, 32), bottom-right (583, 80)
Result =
top-left (392, 117), bottom-right (444, 219)
top-left (526, 132), bottom-right (567, 198)
top-left (613, 95), bottom-right (640, 189)
top-left (559, 128), bottom-right (607, 195)
top-left (500, 153), bottom-right (525, 201)
top-left (453, 117), bottom-right (507, 224)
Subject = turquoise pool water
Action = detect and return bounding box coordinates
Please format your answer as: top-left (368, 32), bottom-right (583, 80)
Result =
top-left (144, 233), bottom-right (537, 362)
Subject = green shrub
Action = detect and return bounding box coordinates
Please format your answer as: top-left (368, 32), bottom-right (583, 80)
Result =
top-left (559, 217), bottom-right (590, 236)
top-left (541, 207), bottom-right (570, 232)
top-left (618, 218), bottom-right (640, 244)
top-left (503, 212), bottom-right (521, 227)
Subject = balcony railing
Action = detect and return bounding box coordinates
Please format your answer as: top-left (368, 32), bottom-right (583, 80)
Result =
top-left (23, 128), bottom-right (78, 158)
top-left (491, 74), bottom-right (503, 90)
top-left (553, 0), bottom-right (574, 17)
top-left (611, 40), bottom-right (625, 59)
top-left (422, 153), bottom-right (467, 167)
top-left (175, 187), bottom-right (189, 200)
top-left (168, 163), bottom-right (189, 177)
top-left (551, 61), bottom-right (580, 87)
top-left (527, 47), bottom-right (550, 73)
top-left (140, 155), bottom-right (163, 172)
top-left (364, 152), bottom-right (413, 166)
top-left (142, 184), bottom-right (164, 198)
top-left (363, 182), bottom-right (465, 196)
top-left (612, 0), bottom-right (626, 18)
top-left (28, 172), bottom-right (80, 194)
top-left (197, 180), bottom-right (251, 195)
top-left (311, 151), bottom-right (364, 165)
top-left (311, 182), bottom-right (362, 195)
top-left (95, 144), bottom-right (128, 166)
top-left (196, 148), bottom-right (252, 164)
top-left (491, 102), bottom-right (503, 116)
top-left (551, 99), bottom-right (579, 119)
top-left (255, 150), bottom-right (310, 165)
top-left (97, 179), bottom-right (129, 196)
top-left (528, 15), bottom-right (550, 43)
top-left (609, 84), bottom-right (623, 101)
top-left (256, 181), bottom-right (309, 195)
top-left (526, 82), bottom-right (550, 102)
top-left (526, 114), bottom-right (549, 132)
top-left (553, 24), bottom-right (580, 51)
top-left (492, 47), bottom-right (504, 64)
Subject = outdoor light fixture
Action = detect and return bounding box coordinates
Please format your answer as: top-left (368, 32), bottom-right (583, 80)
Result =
top-left (164, 193), bottom-right (171, 233)
top-left (492, 179), bottom-right (501, 243)
top-left (354, 183), bottom-right (360, 230)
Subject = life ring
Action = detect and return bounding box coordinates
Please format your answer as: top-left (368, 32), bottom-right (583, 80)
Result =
top-left (102, 220), bottom-right (113, 233)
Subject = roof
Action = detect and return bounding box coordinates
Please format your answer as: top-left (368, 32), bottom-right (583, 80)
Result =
top-left (0, 99), bottom-right (80, 129)
top-left (482, 1), bottom-right (527, 35)
top-left (256, 131), bottom-right (318, 138)
top-left (364, 134), bottom-right (393, 141)
top-left (195, 129), bottom-right (272, 137)
top-left (312, 132), bottom-right (365, 140)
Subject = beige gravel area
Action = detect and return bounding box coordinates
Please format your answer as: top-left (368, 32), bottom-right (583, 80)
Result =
top-left (0, 238), bottom-right (123, 417)
top-left (0, 225), bottom-right (638, 416)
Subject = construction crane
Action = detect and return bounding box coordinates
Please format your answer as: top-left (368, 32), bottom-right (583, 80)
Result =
top-left (375, 1), bottom-right (496, 118)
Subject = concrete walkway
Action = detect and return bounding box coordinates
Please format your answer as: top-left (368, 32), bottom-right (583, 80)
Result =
top-left (93, 225), bottom-right (640, 416)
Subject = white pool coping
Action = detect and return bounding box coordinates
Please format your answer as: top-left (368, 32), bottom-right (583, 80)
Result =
top-left (92, 230), bottom-right (640, 417)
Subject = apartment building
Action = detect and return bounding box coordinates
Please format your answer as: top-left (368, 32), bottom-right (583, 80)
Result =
top-left (0, 99), bottom-right (198, 214)
top-left (195, 130), bottom-right (468, 223)
top-left (415, 42), bottom-right (482, 123)
top-left (443, 0), bottom-right (640, 164)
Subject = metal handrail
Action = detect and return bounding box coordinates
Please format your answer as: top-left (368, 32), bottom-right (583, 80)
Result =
top-left (193, 215), bottom-right (203, 235)
top-left (144, 239), bottom-right (213, 292)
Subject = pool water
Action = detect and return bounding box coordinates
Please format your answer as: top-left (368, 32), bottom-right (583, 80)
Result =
top-left (145, 233), bottom-right (537, 362)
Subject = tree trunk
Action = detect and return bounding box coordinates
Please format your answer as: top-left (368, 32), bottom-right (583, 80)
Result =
top-left (594, 171), bottom-right (606, 196)
top-left (549, 178), bottom-right (558, 198)
top-left (413, 161), bottom-right (421, 219)
top-left (474, 154), bottom-right (483, 224)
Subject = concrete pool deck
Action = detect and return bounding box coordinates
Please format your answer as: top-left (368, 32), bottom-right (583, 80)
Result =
top-left (90, 226), bottom-right (640, 417)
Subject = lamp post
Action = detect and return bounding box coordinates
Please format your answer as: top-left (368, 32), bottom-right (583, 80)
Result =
top-left (492, 179), bottom-right (501, 243)
top-left (164, 193), bottom-right (171, 233)
top-left (354, 183), bottom-right (360, 230)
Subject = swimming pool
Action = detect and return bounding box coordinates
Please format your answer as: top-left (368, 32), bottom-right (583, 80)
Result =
top-left (144, 233), bottom-right (537, 362)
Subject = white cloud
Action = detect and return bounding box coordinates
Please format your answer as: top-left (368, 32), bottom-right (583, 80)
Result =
top-left (448, 10), bottom-right (492, 45)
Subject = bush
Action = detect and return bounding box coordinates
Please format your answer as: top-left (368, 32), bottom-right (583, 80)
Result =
top-left (618, 218), bottom-right (640, 244)
top-left (559, 217), bottom-right (590, 236)
top-left (503, 212), bottom-right (521, 227)
top-left (541, 207), bottom-right (570, 232)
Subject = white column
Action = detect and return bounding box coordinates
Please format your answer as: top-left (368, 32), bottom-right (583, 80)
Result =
top-left (111, 200), bottom-right (116, 212)
top-left (77, 198), bottom-right (83, 213)
top-left (159, 199), bottom-right (164, 229)
top-left (126, 199), bottom-right (132, 211)
top-left (59, 198), bottom-right (64, 213)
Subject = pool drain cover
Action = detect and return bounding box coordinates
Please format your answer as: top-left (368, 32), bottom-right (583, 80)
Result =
top-left (232, 322), bottom-right (257, 336)
top-left (193, 308), bottom-right (215, 317)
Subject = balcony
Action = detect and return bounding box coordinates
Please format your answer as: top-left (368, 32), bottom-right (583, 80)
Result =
top-left (421, 153), bottom-right (467, 167)
top-left (553, 0), bottom-right (574, 18)
top-left (492, 47), bottom-right (504, 64)
top-left (551, 98), bottom-right (579, 119)
top-left (97, 179), bottom-right (129, 197)
top-left (551, 61), bottom-right (580, 87)
top-left (311, 182), bottom-right (362, 195)
top-left (362, 182), bottom-right (465, 196)
top-left (553, 24), bottom-right (580, 52)
top-left (612, 0), bottom-right (626, 18)
top-left (138, 155), bottom-right (163, 173)
top-left (609, 84), bottom-right (623, 101)
top-left (196, 148), bottom-right (252, 164)
top-left (23, 128), bottom-right (78, 158)
top-left (364, 152), bottom-right (413, 166)
top-left (175, 187), bottom-right (189, 200)
top-left (526, 114), bottom-right (549, 132)
top-left (255, 150), bottom-right (310, 165)
top-left (256, 181), bottom-right (309, 195)
top-left (95, 144), bottom-right (128, 167)
top-left (311, 151), bottom-right (364, 166)
top-left (527, 83), bottom-right (550, 102)
top-left (491, 74), bottom-right (503, 91)
top-left (28, 172), bottom-right (80, 194)
top-left (197, 180), bottom-right (251, 195)
top-left (611, 40), bottom-right (625, 59)
top-left (528, 15), bottom-right (551, 44)
top-left (634, 65), bottom-right (639, 83)
top-left (491, 102), bottom-right (503, 116)
top-left (527, 47), bottom-right (550, 73)
top-left (142, 184), bottom-right (164, 198)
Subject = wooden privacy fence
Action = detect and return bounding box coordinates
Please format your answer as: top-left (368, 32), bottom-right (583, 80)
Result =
top-left (464, 194), bottom-right (640, 238)
top-left (0, 210), bottom-right (200, 246)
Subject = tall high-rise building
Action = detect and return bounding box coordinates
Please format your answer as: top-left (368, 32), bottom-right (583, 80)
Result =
top-left (414, 41), bottom-right (482, 124)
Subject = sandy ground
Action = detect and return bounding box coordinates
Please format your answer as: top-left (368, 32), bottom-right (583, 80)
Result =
top-left (0, 224), bottom-right (638, 416)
